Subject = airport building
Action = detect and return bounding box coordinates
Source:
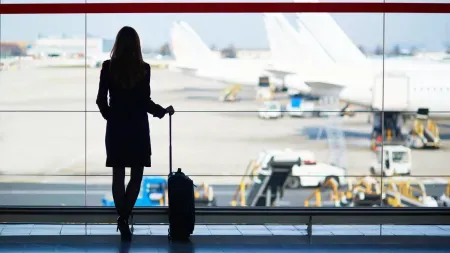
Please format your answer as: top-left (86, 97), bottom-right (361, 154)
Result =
top-left (26, 35), bottom-right (113, 58)
top-left (236, 48), bottom-right (271, 59)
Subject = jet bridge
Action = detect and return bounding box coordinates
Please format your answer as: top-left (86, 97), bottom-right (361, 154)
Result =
top-left (231, 153), bottom-right (302, 207)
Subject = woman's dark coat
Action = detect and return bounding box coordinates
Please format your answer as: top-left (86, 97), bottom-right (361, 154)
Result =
top-left (96, 60), bottom-right (166, 167)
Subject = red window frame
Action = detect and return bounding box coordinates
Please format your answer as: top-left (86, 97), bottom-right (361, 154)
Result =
top-left (0, 2), bottom-right (449, 14)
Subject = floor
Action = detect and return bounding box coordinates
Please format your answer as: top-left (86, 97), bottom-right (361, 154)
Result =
top-left (1, 225), bottom-right (449, 252)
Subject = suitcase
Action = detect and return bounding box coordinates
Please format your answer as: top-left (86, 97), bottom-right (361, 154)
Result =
top-left (167, 115), bottom-right (195, 241)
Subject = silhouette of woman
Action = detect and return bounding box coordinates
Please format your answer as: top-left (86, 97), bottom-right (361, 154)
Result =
top-left (96, 26), bottom-right (175, 242)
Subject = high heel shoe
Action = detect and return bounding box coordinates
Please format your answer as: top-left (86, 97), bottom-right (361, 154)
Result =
top-left (116, 216), bottom-right (132, 242)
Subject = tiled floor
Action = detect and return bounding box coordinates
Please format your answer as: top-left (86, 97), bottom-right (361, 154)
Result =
top-left (1, 224), bottom-right (450, 236)
top-left (0, 242), bottom-right (449, 253)
top-left (0, 225), bottom-right (449, 252)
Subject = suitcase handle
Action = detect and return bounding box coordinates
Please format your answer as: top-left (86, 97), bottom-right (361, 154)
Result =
top-left (169, 114), bottom-right (172, 174)
top-left (168, 114), bottom-right (196, 187)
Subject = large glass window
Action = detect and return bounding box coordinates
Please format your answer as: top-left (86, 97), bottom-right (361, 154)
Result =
top-left (0, 0), bottom-right (448, 209)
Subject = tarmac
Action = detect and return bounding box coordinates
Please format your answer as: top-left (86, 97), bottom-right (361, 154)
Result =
top-left (0, 66), bottom-right (449, 206)
top-left (0, 182), bottom-right (447, 207)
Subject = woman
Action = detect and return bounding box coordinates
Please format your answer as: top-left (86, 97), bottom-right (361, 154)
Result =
top-left (96, 26), bottom-right (175, 242)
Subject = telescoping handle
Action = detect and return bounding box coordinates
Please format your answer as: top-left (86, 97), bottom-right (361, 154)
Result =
top-left (169, 114), bottom-right (172, 174)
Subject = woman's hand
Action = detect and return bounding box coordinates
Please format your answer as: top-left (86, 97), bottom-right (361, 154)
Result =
top-left (166, 106), bottom-right (175, 116)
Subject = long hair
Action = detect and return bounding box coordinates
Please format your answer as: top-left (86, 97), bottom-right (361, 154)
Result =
top-left (109, 26), bottom-right (146, 88)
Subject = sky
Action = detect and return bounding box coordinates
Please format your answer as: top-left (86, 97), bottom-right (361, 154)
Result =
top-left (1, 0), bottom-right (450, 51)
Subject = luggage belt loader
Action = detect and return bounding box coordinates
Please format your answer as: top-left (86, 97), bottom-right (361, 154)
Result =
top-left (409, 117), bottom-right (440, 149)
top-left (304, 177), bottom-right (438, 207)
top-left (231, 155), bottom-right (301, 207)
top-left (304, 177), bottom-right (382, 207)
top-left (219, 84), bottom-right (242, 102)
top-left (437, 179), bottom-right (450, 207)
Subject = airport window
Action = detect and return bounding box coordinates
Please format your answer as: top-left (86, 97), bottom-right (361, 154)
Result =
top-left (0, 1), bottom-right (449, 211)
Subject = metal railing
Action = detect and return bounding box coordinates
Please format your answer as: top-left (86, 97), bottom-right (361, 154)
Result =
top-left (1, 207), bottom-right (449, 226)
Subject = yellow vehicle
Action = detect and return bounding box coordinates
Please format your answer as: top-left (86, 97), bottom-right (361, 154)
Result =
top-left (304, 177), bottom-right (439, 207)
top-left (220, 84), bottom-right (241, 102)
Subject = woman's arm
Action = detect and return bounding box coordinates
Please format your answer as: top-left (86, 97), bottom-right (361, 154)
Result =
top-left (145, 65), bottom-right (167, 119)
top-left (96, 61), bottom-right (110, 120)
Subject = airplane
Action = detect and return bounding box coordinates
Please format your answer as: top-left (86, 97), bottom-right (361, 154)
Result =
top-left (170, 21), bottom-right (270, 85)
top-left (262, 6), bottom-right (450, 146)
top-left (169, 21), bottom-right (313, 95)
top-left (264, 13), bottom-right (450, 114)
top-left (263, 1), bottom-right (450, 119)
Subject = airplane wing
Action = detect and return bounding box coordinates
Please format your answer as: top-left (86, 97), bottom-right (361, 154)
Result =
top-left (168, 64), bottom-right (198, 75)
top-left (264, 66), bottom-right (297, 77)
top-left (304, 81), bottom-right (344, 96)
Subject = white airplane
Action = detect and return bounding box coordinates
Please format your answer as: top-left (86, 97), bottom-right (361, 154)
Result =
top-left (169, 20), bottom-right (314, 92)
top-left (169, 21), bottom-right (272, 86)
top-left (263, 9), bottom-right (450, 121)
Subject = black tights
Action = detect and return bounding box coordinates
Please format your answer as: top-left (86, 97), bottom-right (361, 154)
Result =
top-left (112, 166), bottom-right (144, 220)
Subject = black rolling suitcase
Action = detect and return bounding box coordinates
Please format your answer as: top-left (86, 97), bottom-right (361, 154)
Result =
top-left (167, 115), bottom-right (195, 241)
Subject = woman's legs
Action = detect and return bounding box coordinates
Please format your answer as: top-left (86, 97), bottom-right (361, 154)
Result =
top-left (112, 166), bottom-right (144, 219)
top-left (112, 166), bottom-right (143, 241)
top-left (112, 167), bottom-right (127, 217)
top-left (124, 166), bottom-right (144, 218)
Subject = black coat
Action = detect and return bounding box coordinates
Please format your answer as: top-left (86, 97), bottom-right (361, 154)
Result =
top-left (96, 60), bottom-right (166, 168)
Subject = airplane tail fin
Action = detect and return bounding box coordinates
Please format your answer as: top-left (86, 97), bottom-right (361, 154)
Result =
top-left (263, 12), bottom-right (370, 100)
top-left (263, 13), bottom-right (297, 69)
top-left (294, 0), bottom-right (367, 65)
top-left (170, 21), bottom-right (217, 70)
top-left (263, 13), bottom-right (334, 71)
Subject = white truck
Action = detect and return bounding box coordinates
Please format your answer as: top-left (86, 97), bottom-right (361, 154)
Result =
top-left (286, 100), bottom-right (316, 117)
top-left (252, 149), bottom-right (347, 189)
top-left (287, 161), bottom-right (347, 189)
top-left (370, 145), bottom-right (412, 176)
top-left (258, 101), bottom-right (283, 119)
top-left (285, 96), bottom-right (316, 117)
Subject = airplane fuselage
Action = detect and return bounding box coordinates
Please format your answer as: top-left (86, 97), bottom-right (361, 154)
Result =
top-left (193, 58), bottom-right (274, 86)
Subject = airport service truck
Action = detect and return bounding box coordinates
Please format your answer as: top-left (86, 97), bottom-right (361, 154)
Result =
top-left (101, 177), bottom-right (217, 207)
top-left (285, 95), bottom-right (316, 117)
top-left (251, 149), bottom-right (347, 189)
top-left (255, 76), bottom-right (274, 101)
top-left (288, 161), bottom-right (347, 189)
top-left (258, 101), bottom-right (283, 119)
top-left (371, 75), bottom-right (440, 150)
top-left (369, 145), bottom-right (412, 176)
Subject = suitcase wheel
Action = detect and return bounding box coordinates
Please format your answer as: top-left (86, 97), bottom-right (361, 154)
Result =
top-left (168, 229), bottom-right (190, 241)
